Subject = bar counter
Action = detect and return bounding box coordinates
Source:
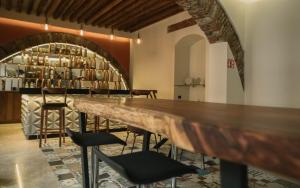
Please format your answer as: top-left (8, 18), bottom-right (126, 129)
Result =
top-left (73, 96), bottom-right (300, 187)
top-left (19, 88), bottom-right (127, 138)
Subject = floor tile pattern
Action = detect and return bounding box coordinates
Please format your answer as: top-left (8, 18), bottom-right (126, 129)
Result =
top-left (41, 130), bottom-right (300, 188)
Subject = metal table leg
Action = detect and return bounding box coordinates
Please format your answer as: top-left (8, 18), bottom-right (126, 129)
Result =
top-left (79, 112), bottom-right (90, 188)
top-left (220, 160), bottom-right (248, 188)
top-left (142, 131), bottom-right (151, 151)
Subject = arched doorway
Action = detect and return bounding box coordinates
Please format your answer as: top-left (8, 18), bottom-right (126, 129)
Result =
top-left (174, 34), bottom-right (206, 101)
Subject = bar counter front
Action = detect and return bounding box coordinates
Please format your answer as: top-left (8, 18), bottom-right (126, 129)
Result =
top-left (73, 96), bottom-right (300, 188)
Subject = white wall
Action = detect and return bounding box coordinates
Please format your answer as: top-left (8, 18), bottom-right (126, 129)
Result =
top-left (130, 12), bottom-right (208, 99)
top-left (244, 0), bottom-right (300, 108)
top-left (189, 40), bottom-right (206, 101)
top-left (131, 11), bottom-right (244, 103)
top-left (219, 0), bottom-right (246, 47)
top-left (219, 0), bottom-right (300, 108)
top-left (174, 42), bottom-right (190, 100)
top-left (227, 46), bottom-right (245, 104)
top-left (206, 42), bottom-right (228, 103)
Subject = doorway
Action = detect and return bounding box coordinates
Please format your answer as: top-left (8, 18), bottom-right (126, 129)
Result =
top-left (174, 34), bottom-right (206, 101)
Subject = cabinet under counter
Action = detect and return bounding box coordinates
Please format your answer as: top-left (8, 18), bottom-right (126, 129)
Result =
top-left (0, 91), bottom-right (21, 123)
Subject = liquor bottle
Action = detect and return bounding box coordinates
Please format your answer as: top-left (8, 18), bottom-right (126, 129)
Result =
top-left (58, 55), bottom-right (62, 67)
top-left (54, 43), bottom-right (59, 54)
top-left (84, 47), bottom-right (87, 57)
top-left (42, 56), bottom-right (46, 66)
top-left (109, 70), bottom-right (114, 82)
top-left (57, 79), bottom-right (62, 88)
top-left (48, 43), bottom-right (51, 53)
top-left (85, 69), bottom-right (90, 80)
top-left (68, 80), bottom-right (73, 88)
top-left (91, 56), bottom-right (96, 69)
top-left (71, 56), bottom-right (76, 68)
top-left (45, 56), bottom-right (49, 66)
top-left (35, 79), bottom-right (39, 88)
top-left (105, 61), bottom-right (109, 70)
top-left (99, 59), bottom-right (103, 70)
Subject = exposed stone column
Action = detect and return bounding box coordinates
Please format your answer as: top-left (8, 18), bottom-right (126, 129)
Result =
top-left (176, 0), bottom-right (244, 87)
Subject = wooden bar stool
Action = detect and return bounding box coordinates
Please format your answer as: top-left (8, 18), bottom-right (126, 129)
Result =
top-left (39, 88), bottom-right (68, 148)
top-left (90, 89), bottom-right (131, 132)
top-left (89, 89), bottom-right (110, 132)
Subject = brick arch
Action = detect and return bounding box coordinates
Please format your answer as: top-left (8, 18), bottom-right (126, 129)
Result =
top-left (0, 32), bottom-right (129, 88)
top-left (176, 0), bottom-right (245, 87)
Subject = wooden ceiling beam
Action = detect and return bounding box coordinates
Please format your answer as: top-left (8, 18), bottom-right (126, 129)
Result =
top-left (5, 0), bottom-right (12, 11)
top-left (69, 0), bottom-right (97, 23)
top-left (117, 0), bottom-right (174, 29)
top-left (36, 0), bottom-right (49, 16)
top-left (111, 0), bottom-right (163, 29)
top-left (61, 0), bottom-right (87, 21)
top-left (52, 0), bottom-right (69, 19)
top-left (45, 0), bottom-right (61, 17)
top-left (57, 0), bottom-right (75, 19)
top-left (16, 0), bottom-right (23, 12)
top-left (87, 0), bottom-right (122, 25)
top-left (77, 0), bottom-right (109, 24)
top-left (93, 0), bottom-right (136, 26)
top-left (103, 0), bottom-right (153, 28)
top-left (128, 5), bottom-right (183, 32)
top-left (26, 0), bottom-right (34, 14)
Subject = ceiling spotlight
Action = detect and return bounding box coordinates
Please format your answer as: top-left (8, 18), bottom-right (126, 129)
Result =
top-left (136, 33), bottom-right (141, 44)
top-left (110, 28), bottom-right (114, 40)
top-left (44, 17), bottom-right (48, 31)
top-left (80, 24), bottom-right (84, 36)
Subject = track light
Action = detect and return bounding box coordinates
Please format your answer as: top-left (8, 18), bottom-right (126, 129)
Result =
top-left (110, 28), bottom-right (114, 40)
top-left (44, 17), bottom-right (48, 31)
top-left (80, 24), bottom-right (84, 36)
top-left (136, 33), bottom-right (141, 44)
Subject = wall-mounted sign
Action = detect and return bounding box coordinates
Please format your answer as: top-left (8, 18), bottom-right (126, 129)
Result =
top-left (227, 58), bottom-right (236, 69)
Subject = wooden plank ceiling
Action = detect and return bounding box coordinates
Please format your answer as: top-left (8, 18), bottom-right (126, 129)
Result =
top-left (0, 0), bottom-right (184, 32)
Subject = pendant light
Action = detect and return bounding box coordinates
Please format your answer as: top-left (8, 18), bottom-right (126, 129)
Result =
top-left (110, 28), bottom-right (114, 40)
top-left (136, 32), bottom-right (141, 44)
top-left (44, 17), bottom-right (49, 31)
top-left (80, 24), bottom-right (84, 36)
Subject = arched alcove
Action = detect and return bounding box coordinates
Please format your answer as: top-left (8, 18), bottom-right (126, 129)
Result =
top-left (0, 32), bottom-right (129, 88)
top-left (174, 34), bottom-right (206, 101)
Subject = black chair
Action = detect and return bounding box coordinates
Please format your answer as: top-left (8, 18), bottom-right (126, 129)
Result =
top-left (66, 128), bottom-right (127, 187)
top-left (66, 128), bottom-right (126, 147)
top-left (93, 146), bottom-right (197, 187)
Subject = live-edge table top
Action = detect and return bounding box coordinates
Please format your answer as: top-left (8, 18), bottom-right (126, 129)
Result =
top-left (73, 96), bottom-right (300, 181)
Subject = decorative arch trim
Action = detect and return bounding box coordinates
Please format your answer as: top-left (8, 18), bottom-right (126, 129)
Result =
top-left (0, 32), bottom-right (129, 88)
top-left (176, 0), bottom-right (245, 87)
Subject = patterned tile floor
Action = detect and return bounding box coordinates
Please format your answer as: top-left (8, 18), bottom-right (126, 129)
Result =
top-left (40, 130), bottom-right (300, 188)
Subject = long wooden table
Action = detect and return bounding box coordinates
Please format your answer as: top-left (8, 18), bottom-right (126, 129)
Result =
top-left (73, 96), bottom-right (300, 188)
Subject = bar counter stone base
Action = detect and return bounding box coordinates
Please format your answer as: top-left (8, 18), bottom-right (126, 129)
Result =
top-left (21, 94), bottom-right (80, 138)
